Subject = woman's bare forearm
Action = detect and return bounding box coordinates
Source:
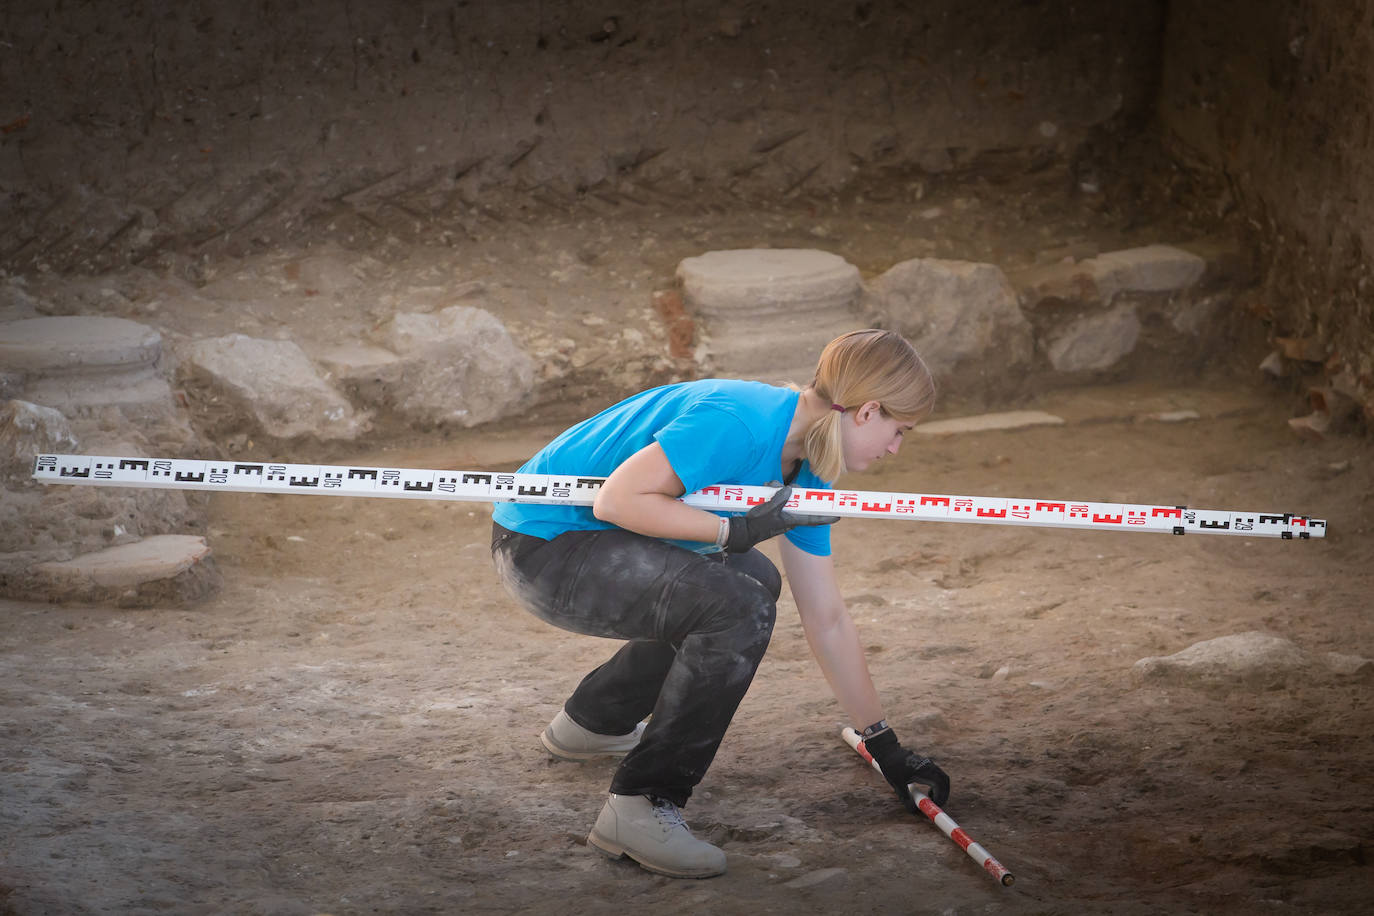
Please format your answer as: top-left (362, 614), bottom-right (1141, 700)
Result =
top-left (594, 490), bottom-right (721, 543)
top-left (799, 607), bottom-right (885, 728)
top-left (591, 441), bottom-right (721, 543)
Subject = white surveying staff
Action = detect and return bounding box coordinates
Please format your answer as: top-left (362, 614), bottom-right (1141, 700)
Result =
top-left (842, 727), bottom-right (1014, 886)
top-left (33, 453), bottom-right (1328, 540)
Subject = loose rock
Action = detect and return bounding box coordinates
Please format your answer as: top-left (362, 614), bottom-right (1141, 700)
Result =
top-left (1142, 409), bottom-right (1201, 423)
top-left (1132, 632), bottom-right (1311, 689)
top-left (865, 257), bottom-right (1033, 391)
top-left (783, 867), bottom-right (848, 889)
top-left (1044, 303), bottom-right (1141, 373)
top-left (364, 305), bottom-right (536, 428)
top-left (181, 334), bottom-right (368, 441)
top-left (0, 399), bottom-right (77, 487)
top-left (1287, 412), bottom-right (1331, 441)
top-left (1258, 351), bottom-right (1287, 377)
top-left (1324, 652), bottom-right (1373, 677)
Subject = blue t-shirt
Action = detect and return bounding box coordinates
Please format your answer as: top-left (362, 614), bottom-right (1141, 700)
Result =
top-left (492, 379), bottom-right (834, 555)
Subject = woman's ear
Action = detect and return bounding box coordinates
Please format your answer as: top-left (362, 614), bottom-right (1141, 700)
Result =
top-left (855, 400), bottom-right (883, 425)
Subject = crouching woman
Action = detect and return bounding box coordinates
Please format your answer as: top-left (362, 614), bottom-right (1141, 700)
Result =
top-left (491, 329), bottom-right (949, 878)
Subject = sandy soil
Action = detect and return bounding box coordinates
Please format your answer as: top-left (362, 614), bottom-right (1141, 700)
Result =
top-left (2, 374), bottom-right (1372, 915)
top-left (2, 2), bottom-right (1370, 908)
top-left (2, 158), bottom-right (1372, 914)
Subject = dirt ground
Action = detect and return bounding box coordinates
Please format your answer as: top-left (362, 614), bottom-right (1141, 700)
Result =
top-left (2, 0), bottom-right (1372, 909)
top-left (2, 375), bottom-right (1372, 914)
top-left (3, 167), bottom-right (1374, 915)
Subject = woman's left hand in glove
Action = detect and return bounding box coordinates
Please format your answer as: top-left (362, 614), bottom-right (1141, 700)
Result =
top-left (864, 727), bottom-right (951, 810)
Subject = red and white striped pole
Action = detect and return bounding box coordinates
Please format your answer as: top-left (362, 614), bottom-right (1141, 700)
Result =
top-left (841, 726), bottom-right (1014, 887)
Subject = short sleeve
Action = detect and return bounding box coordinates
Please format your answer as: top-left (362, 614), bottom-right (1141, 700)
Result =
top-left (654, 406), bottom-right (758, 496)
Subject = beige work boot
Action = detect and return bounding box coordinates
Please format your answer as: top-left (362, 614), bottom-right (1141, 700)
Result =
top-left (586, 793), bottom-right (726, 878)
top-left (540, 710), bottom-right (645, 761)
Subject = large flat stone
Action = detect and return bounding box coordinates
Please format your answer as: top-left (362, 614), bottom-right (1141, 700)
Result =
top-left (1014, 245), bottom-right (1207, 310)
top-left (24, 534), bottom-right (220, 607)
top-left (0, 316), bottom-right (175, 413)
top-left (1088, 245), bottom-right (1206, 298)
top-left (21, 369), bottom-right (175, 414)
top-left (915, 410), bottom-right (1065, 436)
top-left (34, 535), bottom-right (211, 588)
top-left (0, 316), bottom-right (162, 372)
top-left (677, 249), bottom-right (861, 318)
top-left (1132, 632), bottom-right (1311, 689)
top-left (312, 342), bottom-right (403, 382)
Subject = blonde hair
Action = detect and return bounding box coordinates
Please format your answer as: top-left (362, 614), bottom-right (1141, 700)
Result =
top-left (804, 329), bottom-right (936, 482)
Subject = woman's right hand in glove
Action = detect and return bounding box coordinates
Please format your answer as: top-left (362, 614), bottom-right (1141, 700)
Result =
top-left (725, 485), bottom-right (839, 553)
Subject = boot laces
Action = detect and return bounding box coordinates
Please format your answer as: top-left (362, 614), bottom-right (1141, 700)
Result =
top-left (649, 796), bottom-right (688, 831)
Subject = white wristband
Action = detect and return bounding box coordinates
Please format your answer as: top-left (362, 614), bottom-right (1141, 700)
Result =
top-left (714, 514), bottom-right (730, 549)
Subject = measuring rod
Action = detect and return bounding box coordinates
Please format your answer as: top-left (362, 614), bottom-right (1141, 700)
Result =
top-left (33, 454), bottom-right (1326, 539)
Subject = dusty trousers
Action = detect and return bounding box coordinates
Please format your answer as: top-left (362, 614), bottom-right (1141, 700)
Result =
top-left (491, 522), bottom-right (781, 807)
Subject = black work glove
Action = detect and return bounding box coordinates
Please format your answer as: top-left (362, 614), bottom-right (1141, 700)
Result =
top-left (865, 728), bottom-right (951, 810)
top-left (725, 484), bottom-right (839, 554)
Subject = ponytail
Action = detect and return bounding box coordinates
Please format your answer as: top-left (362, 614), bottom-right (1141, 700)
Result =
top-left (803, 410), bottom-right (847, 485)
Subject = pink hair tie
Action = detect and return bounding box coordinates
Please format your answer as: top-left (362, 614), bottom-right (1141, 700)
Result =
top-left (830, 403), bottom-right (845, 413)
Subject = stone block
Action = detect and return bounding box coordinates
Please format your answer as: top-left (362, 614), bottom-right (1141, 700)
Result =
top-left (1014, 244), bottom-right (1207, 311)
top-left (1132, 631), bottom-right (1310, 689)
top-left (866, 258), bottom-right (1033, 380)
top-left (182, 334), bottom-right (367, 441)
top-left (0, 315), bottom-right (161, 373)
top-left (1044, 303), bottom-right (1141, 372)
top-left (1087, 244), bottom-right (1206, 299)
top-left (369, 306), bottom-right (536, 428)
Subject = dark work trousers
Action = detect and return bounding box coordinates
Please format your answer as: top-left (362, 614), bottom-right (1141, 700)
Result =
top-left (491, 521), bottom-right (782, 807)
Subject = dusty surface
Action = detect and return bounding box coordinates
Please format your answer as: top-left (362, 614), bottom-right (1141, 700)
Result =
top-left (2, 3), bottom-right (1371, 911)
top-left (0, 86), bottom-right (1368, 916)
top-left (2, 377), bottom-right (1372, 915)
